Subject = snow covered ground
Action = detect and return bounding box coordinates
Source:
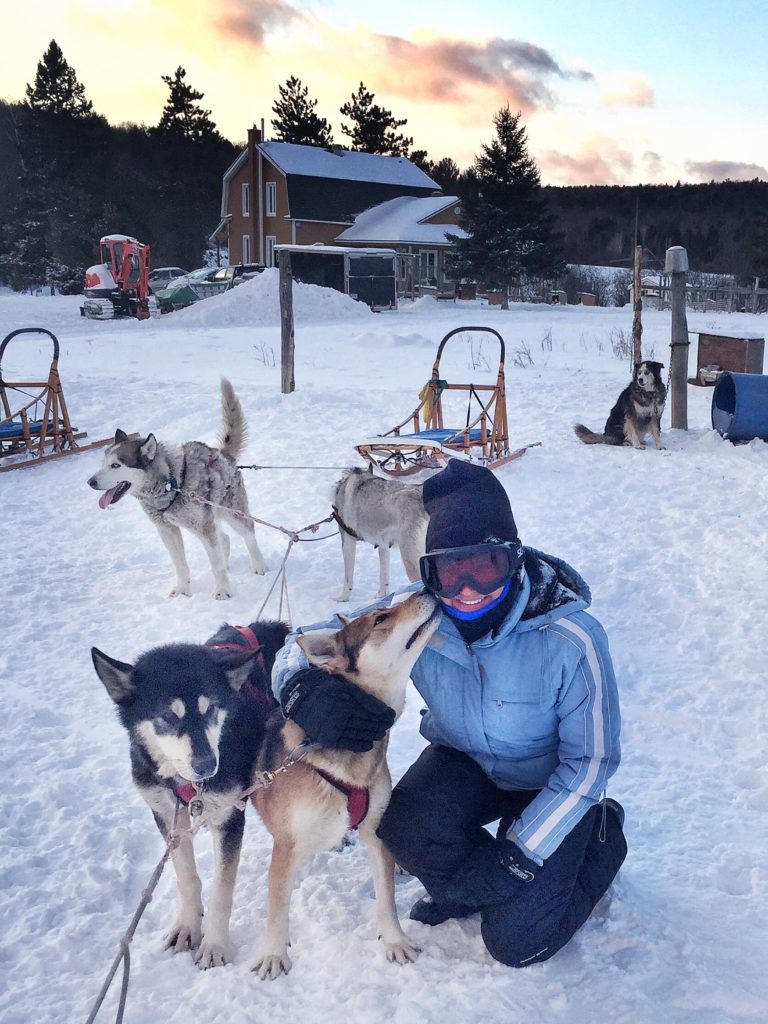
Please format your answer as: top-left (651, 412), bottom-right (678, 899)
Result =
top-left (1, 272), bottom-right (766, 1024)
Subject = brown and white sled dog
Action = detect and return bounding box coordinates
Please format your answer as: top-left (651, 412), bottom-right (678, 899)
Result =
top-left (332, 468), bottom-right (428, 602)
top-left (91, 619), bottom-right (289, 969)
top-left (87, 378), bottom-right (266, 598)
top-left (251, 590), bottom-right (441, 980)
top-left (574, 360), bottom-right (667, 450)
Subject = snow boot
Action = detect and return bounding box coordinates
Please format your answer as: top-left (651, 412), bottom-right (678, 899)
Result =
top-left (409, 894), bottom-right (479, 926)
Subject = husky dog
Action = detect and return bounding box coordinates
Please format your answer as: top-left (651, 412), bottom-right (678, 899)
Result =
top-left (250, 591), bottom-right (441, 980)
top-left (332, 468), bottom-right (428, 602)
top-left (91, 619), bottom-right (289, 969)
top-left (87, 378), bottom-right (266, 599)
top-left (574, 360), bottom-right (667, 450)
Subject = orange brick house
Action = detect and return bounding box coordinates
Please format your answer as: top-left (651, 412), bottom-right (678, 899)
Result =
top-left (209, 126), bottom-right (444, 269)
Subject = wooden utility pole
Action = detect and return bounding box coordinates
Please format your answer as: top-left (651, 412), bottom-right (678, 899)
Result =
top-left (665, 245), bottom-right (689, 430)
top-left (632, 244), bottom-right (643, 364)
top-left (279, 250), bottom-right (295, 394)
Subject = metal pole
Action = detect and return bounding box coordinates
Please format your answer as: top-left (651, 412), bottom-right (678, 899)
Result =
top-left (632, 244), bottom-right (643, 364)
top-left (279, 251), bottom-right (295, 394)
top-left (665, 246), bottom-right (689, 430)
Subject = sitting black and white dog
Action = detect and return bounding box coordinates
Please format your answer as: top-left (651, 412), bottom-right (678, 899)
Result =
top-left (91, 619), bottom-right (288, 968)
top-left (574, 360), bottom-right (667, 450)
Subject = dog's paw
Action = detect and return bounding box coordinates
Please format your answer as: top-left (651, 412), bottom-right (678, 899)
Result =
top-left (163, 918), bottom-right (202, 954)
top-left (195, 937), bottom-right (228, 969)
top-left (251, 950), bottom-right (292, 980)
top-left (212, 588), bottom-right (232, 600)
top-left (334, 587), bottom-right (352, 603)
top-left (169, 585), bottom-right (192, 598)
top-left (382, 936), bottom-right (421, 965)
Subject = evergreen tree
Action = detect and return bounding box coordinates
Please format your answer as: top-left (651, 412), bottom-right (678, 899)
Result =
top-left (25, 40), bottom-right (93, 117)
top-left (448, 106), bottom-right (563, 307)
top-left (339, 83), bottom-right (412, 157)
top-left (271, 76), bottom-right (333, 147)
top-left (156, 66), bottom-right (219, 142)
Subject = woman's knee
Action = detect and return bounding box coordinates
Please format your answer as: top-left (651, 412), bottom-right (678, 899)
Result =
top-left (480, 913), bottom-right (556, 968)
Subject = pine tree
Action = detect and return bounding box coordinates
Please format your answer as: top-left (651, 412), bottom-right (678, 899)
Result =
top-left (25, 40), bottom-right (93, 117)
top-left (271, 77), bottom-right (333, 147)
top-left (156, 67), bottom-right (219, 142)
top-left (448, 106), bottom-right (563, 307)
top-left (339, 83), bottom-right (412, 157)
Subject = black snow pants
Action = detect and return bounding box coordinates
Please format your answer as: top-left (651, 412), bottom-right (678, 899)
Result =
top-left (377, 743), bottom-right (627, 967)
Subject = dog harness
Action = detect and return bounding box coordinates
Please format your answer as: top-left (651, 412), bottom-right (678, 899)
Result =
top-left (331, 505), bottom-right (364, 542)
top-left (206, 625), bottom-right (275, 710)
top-left (313, 767), bottom-right (370, 830)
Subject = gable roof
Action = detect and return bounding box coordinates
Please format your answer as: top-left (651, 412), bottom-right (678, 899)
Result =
top-left (219, 141), bottom-right (438, 219)
top-left (337, 195), bottom-right (468, 245)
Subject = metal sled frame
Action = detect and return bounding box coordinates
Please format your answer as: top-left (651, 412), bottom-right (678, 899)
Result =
top-left (356, 326), bottom-right (519, 477)
top-left (0, 327), bottom-right (111, 472)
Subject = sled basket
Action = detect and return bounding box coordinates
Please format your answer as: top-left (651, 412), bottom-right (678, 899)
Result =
top-left (355, 326), bottom-right (527, 478)
top-left (0, 327), bottom-right (112, 472)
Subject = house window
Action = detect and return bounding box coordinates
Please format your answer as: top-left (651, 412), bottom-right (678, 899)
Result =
top-left (266, 236), bottom-right (277, 267)
top-left (242, 183), bottom-right (250, 217)
top-left (242, 235), bottom-right (251, 264)
top-left (419, 250), bottom-right (438, 285)
top-left (266, 182), bottom-right (277, 217)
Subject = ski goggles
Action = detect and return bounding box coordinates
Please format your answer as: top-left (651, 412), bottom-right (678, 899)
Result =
top-left (419, 541), bottom-right (524, 599)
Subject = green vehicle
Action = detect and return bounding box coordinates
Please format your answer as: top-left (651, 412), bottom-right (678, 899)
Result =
top-left (156, 264), bottom-right (265, 313)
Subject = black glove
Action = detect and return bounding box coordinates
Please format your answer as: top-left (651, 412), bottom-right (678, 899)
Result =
top-left (496, 838), bottom-right (537, 883)
top-left (280, 667), bottom-right (396, 752)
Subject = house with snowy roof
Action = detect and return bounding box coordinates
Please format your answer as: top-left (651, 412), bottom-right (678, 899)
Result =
top-left (337, 194), bottom-right (467, 295)
top-left (209, 125), bottom-right (451, 276)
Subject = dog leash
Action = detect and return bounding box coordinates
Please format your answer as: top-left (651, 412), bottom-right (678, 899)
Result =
top-left (85, 800), bottom-right (183, 1024)
top-left (234, 740), bottom-right (314, 809)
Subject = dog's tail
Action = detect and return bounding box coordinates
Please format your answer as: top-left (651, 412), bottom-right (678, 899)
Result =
top-left (574, 423), bottom-right (607, 445)
top-left (218, 377), bottom-right (248, 459)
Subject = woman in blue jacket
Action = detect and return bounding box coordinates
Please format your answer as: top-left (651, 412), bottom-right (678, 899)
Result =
top-left (273, 460), bottom-right (627, 967)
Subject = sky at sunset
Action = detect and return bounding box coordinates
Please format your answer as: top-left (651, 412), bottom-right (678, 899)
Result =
top-left (3, 0), bottom-right (767, 186)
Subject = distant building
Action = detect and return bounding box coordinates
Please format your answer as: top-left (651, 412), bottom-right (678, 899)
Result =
top-left (209, 126), bottom-right (444, 272)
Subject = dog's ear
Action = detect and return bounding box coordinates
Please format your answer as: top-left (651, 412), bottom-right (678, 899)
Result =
top-left (92, 647), bottom-right (135, 703)
top-left (140, 434), bottom-right (158, 462)
top-left (215, 649), bottom-right (258, 691)
top-left (297, 631), bottom-right (342, 669)
top-left (114, 429), bottom-right (128, 443)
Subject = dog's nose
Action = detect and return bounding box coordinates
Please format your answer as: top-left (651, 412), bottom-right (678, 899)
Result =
top-left (87, 476), bottom-right (98, 488)
top-left (190, 752), bottom-right (218, 779)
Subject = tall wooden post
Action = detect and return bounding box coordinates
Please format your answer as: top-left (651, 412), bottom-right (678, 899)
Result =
top-left (632, 244), bottom-right (643, 364)
top-left (279, 250), bottom-right (295, 394)
top-left (665, 245), bottom-right (689, 430)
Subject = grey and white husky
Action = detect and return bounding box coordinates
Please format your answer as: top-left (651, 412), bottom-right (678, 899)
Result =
top-left (91, 619), bottom-right (289, 968)
top-left (87, 378), bottom-right (266, 598)
top-left (332, 468), bottom-right (428, 602)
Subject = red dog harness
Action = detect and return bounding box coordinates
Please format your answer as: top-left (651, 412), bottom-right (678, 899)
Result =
top-left (207, 625), bottom-right (274, 711)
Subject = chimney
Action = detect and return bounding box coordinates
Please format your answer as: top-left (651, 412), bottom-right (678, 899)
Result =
top-left (247, 124), bottom-right (263, 149)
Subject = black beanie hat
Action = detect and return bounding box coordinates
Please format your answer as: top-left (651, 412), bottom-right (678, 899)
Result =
top-left (423, 460), bottom-right (518, 552)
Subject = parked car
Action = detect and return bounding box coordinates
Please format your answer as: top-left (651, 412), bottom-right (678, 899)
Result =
top-left (156, 264), bottom-right (266, 313)
top-left (147, 266), bottom-right (188, 293)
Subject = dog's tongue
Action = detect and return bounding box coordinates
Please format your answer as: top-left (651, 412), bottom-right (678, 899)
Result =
top-left (99, 486), bottom-right (120, 510)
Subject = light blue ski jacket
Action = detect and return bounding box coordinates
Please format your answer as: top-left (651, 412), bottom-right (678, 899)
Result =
top-left (272, 548), bottom-right (621, 865)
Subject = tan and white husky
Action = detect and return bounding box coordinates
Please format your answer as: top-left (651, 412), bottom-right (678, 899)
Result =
top-left (251, 590), bottom-right (440, 979)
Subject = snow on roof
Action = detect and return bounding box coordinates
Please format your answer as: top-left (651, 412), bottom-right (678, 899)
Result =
top-left (337, 195), bottom-right (468, 245)
top-left (259, 142), bottom-right (437, 188)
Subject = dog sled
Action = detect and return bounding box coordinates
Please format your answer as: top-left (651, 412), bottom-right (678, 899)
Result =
top-left (0, 327), bottom-right (112, 473)
top-left (356, 326), bottom-right (536, 478)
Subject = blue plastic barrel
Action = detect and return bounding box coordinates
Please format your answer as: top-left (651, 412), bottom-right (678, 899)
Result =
top-left (711, 372), bottom-right (768, 441)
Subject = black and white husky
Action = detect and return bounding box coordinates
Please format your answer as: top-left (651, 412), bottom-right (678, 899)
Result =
top-left (87, 378), bottom-right (266, 599)
top-left (91, 619), bottom-right (289, 969)
top-left (574, 360), bottom-right (667, 450)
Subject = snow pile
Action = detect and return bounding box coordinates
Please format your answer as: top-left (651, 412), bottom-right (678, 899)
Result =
top-left (171, 267), bottom-right (375, 326)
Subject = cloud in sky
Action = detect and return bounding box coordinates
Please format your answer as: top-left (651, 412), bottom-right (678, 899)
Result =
top-left (215, 0), bottom-right (304, 46)
top-left (600, 73), bottom-right (655, 109)
top-left (684, 160), bottom-right (768, 182)
top-left (541, 141), bottom-right (636, 186)
top-left (348, 34), bottom-right (593, 113)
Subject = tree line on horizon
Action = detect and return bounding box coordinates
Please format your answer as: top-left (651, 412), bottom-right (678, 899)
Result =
top-left (0, 40), bottom-right (765, 294)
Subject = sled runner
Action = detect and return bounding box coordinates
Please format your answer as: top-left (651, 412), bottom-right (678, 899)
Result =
top-left (0, 327), bottom-right (112, 472)
top-left (356, 326), bottom-right (532, 477)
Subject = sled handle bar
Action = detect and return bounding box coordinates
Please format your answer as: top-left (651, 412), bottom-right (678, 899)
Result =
top-left (0, 328), bottom-right (60, 374)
